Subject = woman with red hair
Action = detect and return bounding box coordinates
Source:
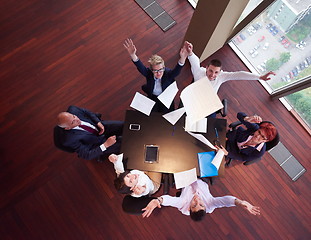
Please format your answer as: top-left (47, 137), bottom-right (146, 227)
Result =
top-left (223, 112), bottom-right (278, 163)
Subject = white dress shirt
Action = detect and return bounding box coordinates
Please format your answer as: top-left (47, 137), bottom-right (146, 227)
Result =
top-left (161, 179), bottom-right (236, 215)
top-left (188, 53), bottom-right (260, 93)
top-left (112, 158), bottom-right (155, 198)
top-left (153, 77), bottom-right (162, 96)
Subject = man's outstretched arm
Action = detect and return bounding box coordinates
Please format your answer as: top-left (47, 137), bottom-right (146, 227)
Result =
top-left (235, 198), bottom-right (261, 216)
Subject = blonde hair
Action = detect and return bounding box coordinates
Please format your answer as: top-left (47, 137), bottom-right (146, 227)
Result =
top-left (148, 54), bottom-right (164, 68)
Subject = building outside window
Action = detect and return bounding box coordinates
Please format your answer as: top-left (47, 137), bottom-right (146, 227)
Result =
top-left (230, 0), bottom-right (311, 128)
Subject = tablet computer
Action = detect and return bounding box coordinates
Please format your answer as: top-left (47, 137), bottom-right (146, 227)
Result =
top-left (144, 145), bottom-right (159, 163)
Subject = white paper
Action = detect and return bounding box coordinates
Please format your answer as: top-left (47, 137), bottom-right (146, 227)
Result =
top-left (113, 153), bottom-right (124, 175)
top-left (186, 131), bottom-right (217, 150)
top-left (180, 77), bottom-right (223, 126)
top-left (211, 150), bottom-right (224, 170)
top-left (173, 168), bottom-right (197, 189)
top-left (185, 117), bottom-right (207, 133)
top-left (157, 81), bottom-right (179, 109)
top-left (162, 107), bottom-right (185, 125)
top-left (130, 92), bottom-right (155, 116)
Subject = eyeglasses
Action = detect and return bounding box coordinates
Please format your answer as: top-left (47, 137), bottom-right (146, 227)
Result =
top-left (258, 129), bottom-right (268, 141)
top-left (152, 67), bottom-right (165, 73)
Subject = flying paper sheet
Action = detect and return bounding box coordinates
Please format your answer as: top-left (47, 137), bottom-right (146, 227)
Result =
top-left (130, 92), bottom-right (155, 116)
top-left (185, 116), bottom-right (207, 133)
top-left (180, 77), bottom-right (223, 126)
top-left (162, 107), bottom-right (185, 125)
top-left (173, 168), bottom-right (197, 189)
top-left (157, 81), bottom-right (178, 109)
top-left (187, 131), bottom-right (216, 150)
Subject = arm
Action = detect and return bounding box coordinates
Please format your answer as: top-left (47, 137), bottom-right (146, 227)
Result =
top-left (108, 154), bottom-right (125, 175)
top-left (72, 135), bottom-right (116, 160)
top-left (237, 112), bottom-right (260, 132)
top-left (142, 198), bottom-right (162, 218)
top-left (186, 51), bottom-right (206, 81)
top-left (142, 195), bottom-right (183, 218)
top-left (234, 198), bottom-right (260, 216)
top-left (131, 185), bottom-right (147, 197)
top-left (68, 105), bottom-right (101, 125)
top-left (123, 38), bottom-right (138, 62)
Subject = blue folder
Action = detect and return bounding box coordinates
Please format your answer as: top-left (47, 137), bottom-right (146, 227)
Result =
top-left (198, 151), bottom-right (218, 177)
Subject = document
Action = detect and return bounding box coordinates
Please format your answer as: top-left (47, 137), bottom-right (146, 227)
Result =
top-left (180, 77), bottom-right (223, 126)
top-left (198, 150), bottom-right (224, 177)
top-left (173, 168), bottom-right (197, 189)
top-left (186, 131), bottom-right (216, 150)
top-left (162, 107), bottom-right (185, 125)
top-left (157, 81), bottom-right (179, 109)
top-left (185, 116), bottom-right (207, 133)
top-left (130, 92), bottom-right (155, 116)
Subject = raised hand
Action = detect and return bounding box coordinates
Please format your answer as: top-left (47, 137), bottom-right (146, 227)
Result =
top-left (123, 38), bottom-right (138, 61)
top-left (131, 185), bottom-right (146, 195)
top-left (108, 154), bottom-right (118, 163)
top-left (241, 200), bottom-right (261, 216)
top-left (142, 199), bottom-right (161, 218)
top-left (259, 71), bottom-right (276, 81)
top-left (183, 41), bottom-right (193, 56)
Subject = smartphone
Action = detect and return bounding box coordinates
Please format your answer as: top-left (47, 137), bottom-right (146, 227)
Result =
top-left (144, 145), bottom-right (159, 163)
top-left (129, 123), bottom-right (140, 131)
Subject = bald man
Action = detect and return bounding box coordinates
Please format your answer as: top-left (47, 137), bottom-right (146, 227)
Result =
top-left (55, 105), bottom-right (123, 160)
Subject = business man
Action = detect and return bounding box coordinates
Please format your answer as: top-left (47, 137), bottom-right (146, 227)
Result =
top-left (183, 41), bottom-right (275, 93)
top-left (55, 105), bottom-right (123, 160)
top-left (124, 38), bottom-right (188, 113)
top-left (142, 179), bottom-right (260, 222)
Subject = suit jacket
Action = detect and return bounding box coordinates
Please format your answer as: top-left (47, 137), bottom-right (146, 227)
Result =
top-left (56, 106), bottom-right (112, 160)
top-left (133, 59), bottom-right (183, 97)
top-left (226, 112), bottom-right (266, 161)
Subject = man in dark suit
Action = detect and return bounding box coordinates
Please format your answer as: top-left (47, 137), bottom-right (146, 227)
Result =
top-left (55, 105), bottom-right (123, 160)
top-left (123, 38), bottom-right (188, 113)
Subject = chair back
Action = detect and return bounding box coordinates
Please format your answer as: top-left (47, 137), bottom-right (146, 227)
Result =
top-left (53, 126), bottom-right (75, 153)
top-left (122, 195), bottom-right (156, 215)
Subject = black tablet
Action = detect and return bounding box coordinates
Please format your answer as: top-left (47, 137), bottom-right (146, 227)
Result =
top-left (144, 145), bottom-right (159, 163)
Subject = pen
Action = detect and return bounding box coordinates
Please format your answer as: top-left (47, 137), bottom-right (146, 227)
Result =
top-left (214, 128), bottom-right (219, 140)
top-left (172, 126), bottom-right (175, 136)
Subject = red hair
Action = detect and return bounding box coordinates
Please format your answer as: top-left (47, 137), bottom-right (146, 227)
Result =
top-left (259, 122), bottom-right (277, 141)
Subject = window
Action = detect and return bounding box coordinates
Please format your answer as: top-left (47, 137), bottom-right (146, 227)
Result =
top-left (230, 0), bottom-right (311, 128)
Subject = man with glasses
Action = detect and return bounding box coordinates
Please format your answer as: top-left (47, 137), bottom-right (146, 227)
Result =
top-left (124, 38), bottom-right (188, 113)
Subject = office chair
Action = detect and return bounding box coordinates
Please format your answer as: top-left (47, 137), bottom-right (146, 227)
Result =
top-left (122, 195), bottom-right (156, 215)
top-left (225, 121), bottom-right (280, 166)
top-left (216, 99), bottom-right (228, 117)
top-left (53, 126), bottom-right (75, 153)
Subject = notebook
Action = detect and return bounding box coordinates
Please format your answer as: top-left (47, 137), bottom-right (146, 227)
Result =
top-left (198, 151), bottom-right (218, 177)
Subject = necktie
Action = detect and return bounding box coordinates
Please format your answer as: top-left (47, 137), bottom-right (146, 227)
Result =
top-left (79, 125), bottom-right (98, 135)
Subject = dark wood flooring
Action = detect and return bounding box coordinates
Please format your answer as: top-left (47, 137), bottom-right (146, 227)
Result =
top-left (1, 0), bottom-right (310, 239)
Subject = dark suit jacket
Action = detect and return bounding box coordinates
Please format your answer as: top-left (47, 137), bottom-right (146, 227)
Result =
top-left (226, 112), bottom-right (266, 161)
top-left (55, 106), bottom-right (122, 160)
top-left (133, 59), bottom-right (183, 97)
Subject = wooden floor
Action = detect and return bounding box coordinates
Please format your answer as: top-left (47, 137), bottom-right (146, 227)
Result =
top-left (1, 0), bottom-right (310, 239)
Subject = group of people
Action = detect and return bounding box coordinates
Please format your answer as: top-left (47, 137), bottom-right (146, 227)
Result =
top-left (54, 38), bottom-right (279, 222)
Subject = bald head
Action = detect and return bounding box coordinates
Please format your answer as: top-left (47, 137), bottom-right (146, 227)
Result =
top-left (57, 112), bottom-right (81, 130)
